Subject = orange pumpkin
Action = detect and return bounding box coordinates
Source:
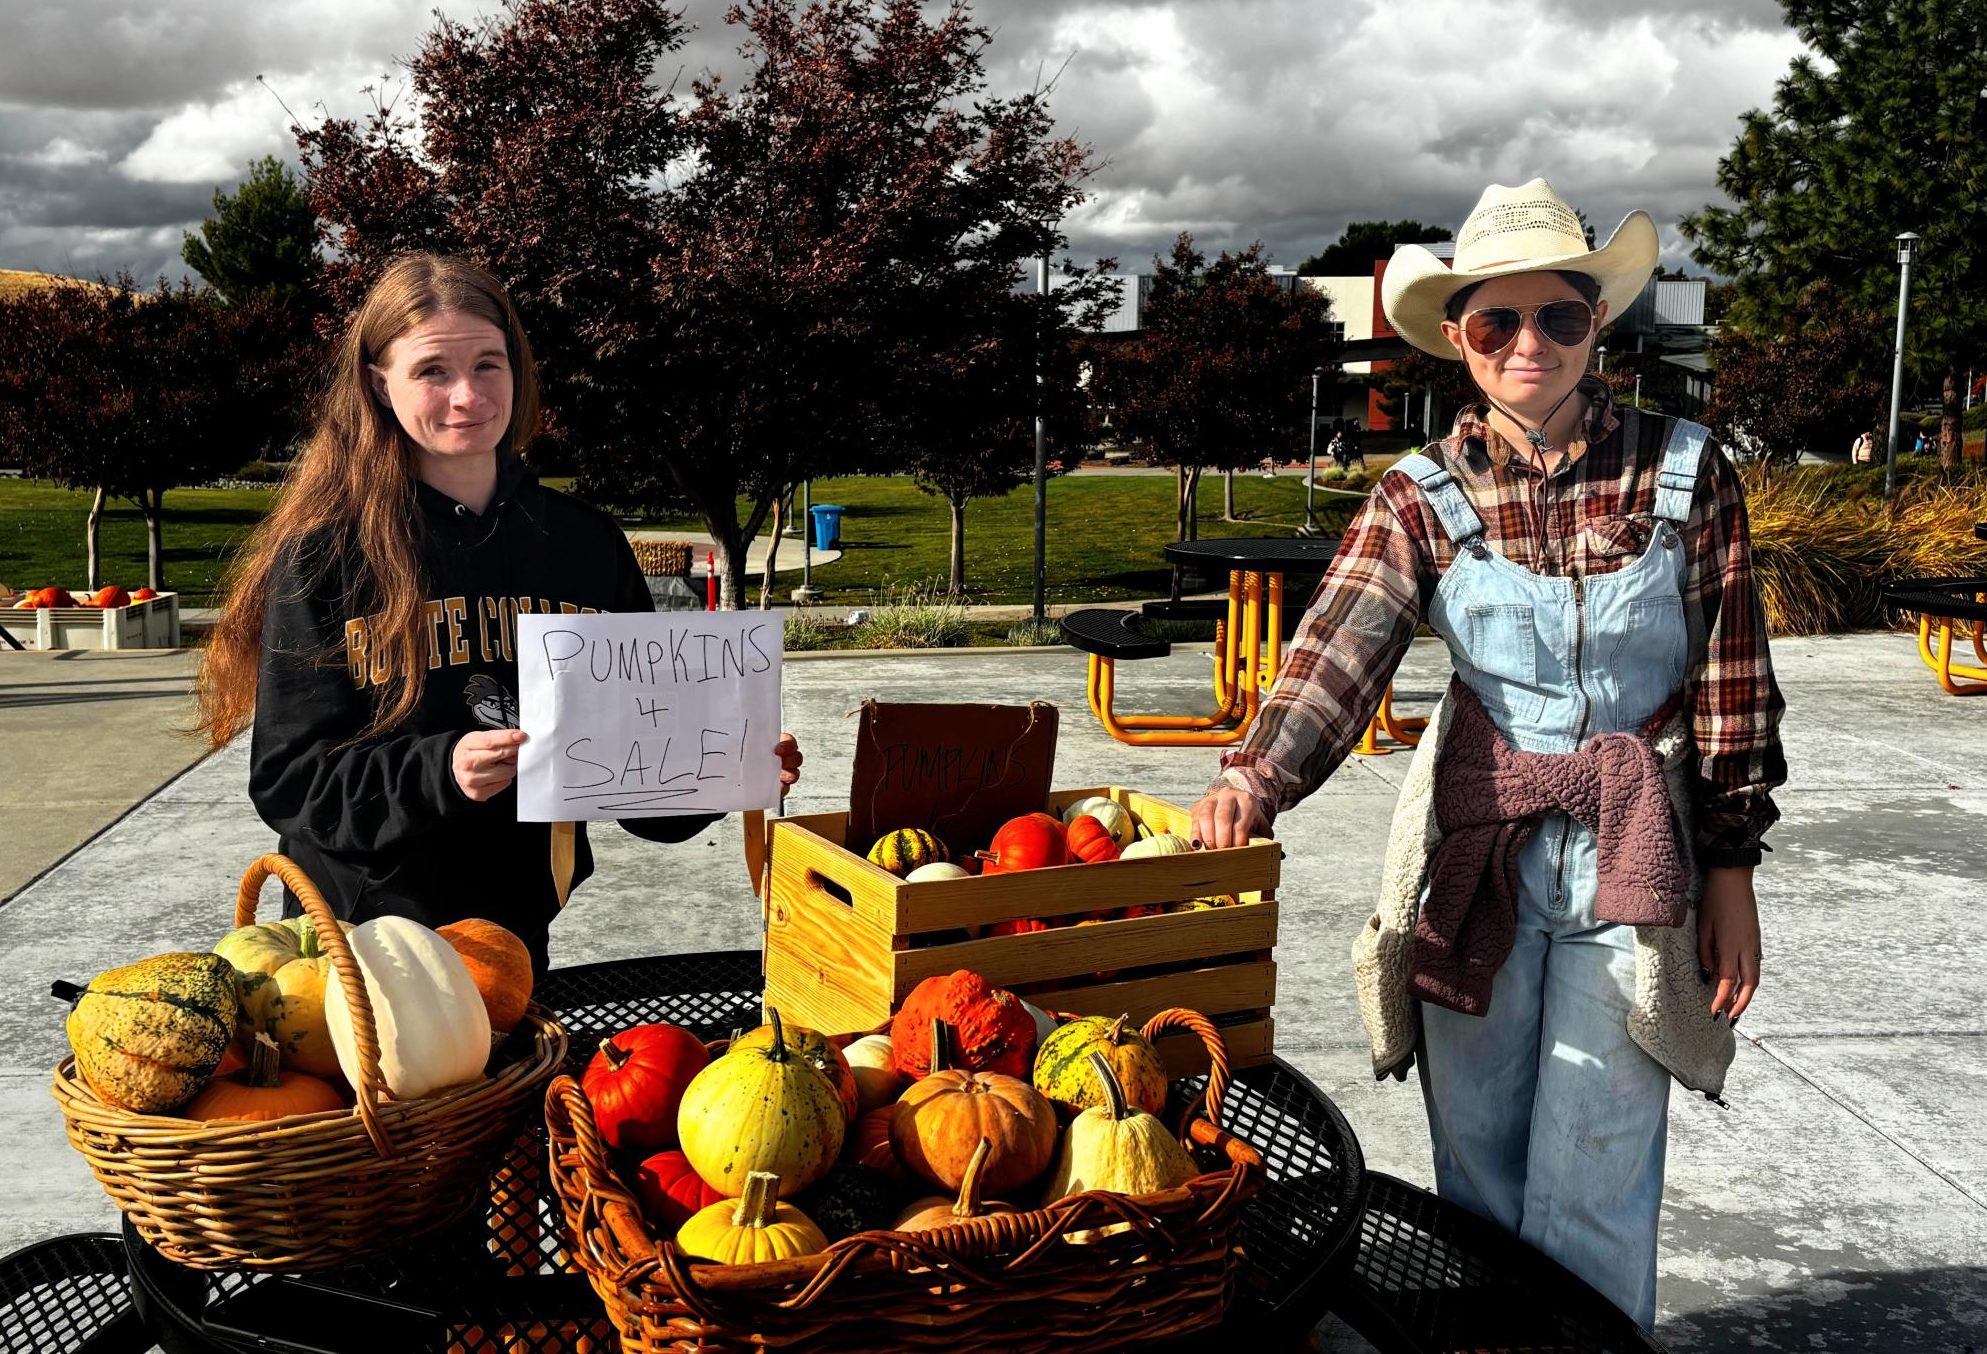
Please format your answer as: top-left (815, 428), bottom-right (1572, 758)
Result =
top-left (974, 813), bottom-right (1068, 874)
top-left (891, 1021), bottom-right (1057, 1197)
top-left (184, 1033), bottom-right (345, 1123)
top-left (849, 1105), bottom-right (907, 1180)
top-left (889, 970), bottom-right (1035, 1080)
top-left (437, 919), bottom-right (534, 1034)
top-left (892, 1137), bottom-right (1018, 1232)
top-left (1065, 814), bottom-right (1121, 864)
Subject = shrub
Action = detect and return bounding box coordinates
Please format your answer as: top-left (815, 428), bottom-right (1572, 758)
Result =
top-left (850, 584), bottom-right (970, 649)
top-left (1003, 616), bottom-right (1063, 646)
top-left (783, 608), bottom-right (839, 651)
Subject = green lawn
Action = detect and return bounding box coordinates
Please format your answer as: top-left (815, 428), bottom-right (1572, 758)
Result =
top-left (0, 470), bottom-right (1371, 609)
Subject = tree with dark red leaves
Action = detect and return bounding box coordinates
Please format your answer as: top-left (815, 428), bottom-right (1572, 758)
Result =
top-left (1704, 281), bottom-right (1889, 470)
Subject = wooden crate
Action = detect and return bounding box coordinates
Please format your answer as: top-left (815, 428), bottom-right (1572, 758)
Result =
top-left (759, 786), bottom-right (1278, 1078)
top-left (2, 592), bottom-right (180, 650)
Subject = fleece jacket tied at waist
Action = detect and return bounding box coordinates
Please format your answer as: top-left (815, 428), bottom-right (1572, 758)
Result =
top-left (1412, 680), bottom-right (1693, 1016)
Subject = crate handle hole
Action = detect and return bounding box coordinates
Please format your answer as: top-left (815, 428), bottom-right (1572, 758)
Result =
top-left (805, 870), bottom-right (854, 908)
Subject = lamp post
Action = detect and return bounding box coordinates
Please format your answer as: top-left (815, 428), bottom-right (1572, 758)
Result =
top-left (1032, 254), bottom-right (1049, 626)
top-left (1884, 232), bottom-right (1922, 499)
top-left (1597, 344), bottom-right (1607, 374)
top-left (1301, 366), bottom-right (1323, 536)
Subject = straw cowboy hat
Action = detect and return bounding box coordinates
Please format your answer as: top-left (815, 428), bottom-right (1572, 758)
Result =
top-left (1381, 178), bottom-right (1659, 359)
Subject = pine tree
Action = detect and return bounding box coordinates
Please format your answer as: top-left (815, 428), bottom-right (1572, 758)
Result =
top-left (181, 156), bottom-right (321, 306)
top-left (1682, 0), bottom-right (1987, 469)
top-left (1298, 220), bottom-right (1451, 277)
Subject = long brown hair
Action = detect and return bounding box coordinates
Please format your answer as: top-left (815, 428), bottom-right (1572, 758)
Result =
top-left (196, 254), bottom-right (540, 749)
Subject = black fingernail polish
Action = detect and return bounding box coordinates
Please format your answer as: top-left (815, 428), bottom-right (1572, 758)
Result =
top-left (1729, 1014), bottom-right (1741, 1028)
top-left (1191, 839), bottom-right (1203, 849)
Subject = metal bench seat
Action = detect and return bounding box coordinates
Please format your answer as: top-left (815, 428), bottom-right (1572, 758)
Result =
top-left (1140, 599), bottom-right (1231, 623)
top-left (1059, 607), bottom-right (1171, 660)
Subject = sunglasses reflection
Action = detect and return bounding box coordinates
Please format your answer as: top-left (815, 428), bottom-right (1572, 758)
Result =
top-left (1462, 300), bottom-right (1596, 355)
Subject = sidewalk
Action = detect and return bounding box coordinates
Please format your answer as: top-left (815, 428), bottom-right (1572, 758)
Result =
top-left (1, 633), bottom-right (1983, 1348)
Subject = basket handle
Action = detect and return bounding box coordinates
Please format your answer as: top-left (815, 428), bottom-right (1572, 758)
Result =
top-left (1138, 1007), bottom-right (1261, 1168)
top-left (234, 853), bottom-right (395, 1158)
top-left (549, 1076), bottom-right (660, 1270)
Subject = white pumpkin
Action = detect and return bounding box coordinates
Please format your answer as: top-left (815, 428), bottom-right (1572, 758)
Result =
top-left (842, 1033), bottom-right (904, 1115)
top-left (323, 916), bottom-right (491, 1099)
top-left (904, 862), bottom-right (971, 883)
top-left (1020, 1000), bottom-right (1059, 1049)
top-left (1061, 797), bottom-right (1136, 847)
top-left (1119, 832), bottom-right (1194, 860)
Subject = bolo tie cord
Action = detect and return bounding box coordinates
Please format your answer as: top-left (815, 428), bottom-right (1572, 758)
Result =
top-left (1472, 380), bottom-right (1585, 575)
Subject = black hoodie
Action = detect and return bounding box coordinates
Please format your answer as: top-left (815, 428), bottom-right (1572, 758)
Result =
top-left (248, 455), bottom-right (717, 967)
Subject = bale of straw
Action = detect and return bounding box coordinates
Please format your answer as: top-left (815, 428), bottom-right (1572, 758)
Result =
top-left (629, 540), bottom-right (692, 577)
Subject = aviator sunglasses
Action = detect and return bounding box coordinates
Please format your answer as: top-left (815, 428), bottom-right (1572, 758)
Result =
top-left (1459, 298), bottom-right (1596, 356)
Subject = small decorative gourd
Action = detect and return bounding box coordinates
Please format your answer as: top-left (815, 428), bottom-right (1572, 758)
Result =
top-left (1043, 1052), bottom-right (1200, 1203)
top-left (893, 1021), bottom-right (1058, 1197)
top-left (675, 1170), bottom-right (827, 1265)
top-left (1061, 797), bottom-right (1136, 847)
top-left (582, 1023), bottom-right (710, 1154)
top-left (867, 829), bottom-right (949, 877)
top-left (634, 1149), bottom-right (728, 1231)
top-left (1119, 832), bottom-right (1194, 861)
top-left (217, 917), bottom-right (350, 1078)
top-left (893, 1137), bottom-right (1019, 1232)
top-left (975, 813), bottom-right (1069, 874)
top-left (183, 1032), bottom-right (345, 1123)
top-left (904, 862), bottom-right (971, 884)
top-left (849, 1104), bottom-right (908, 1179)
top-left (889, 970), bottom-right (1036, 1079)
top-left (1065, 815), bottom-right (1122, 864)
top-left (323, 916), bottom-right (491, 1100)
top-left (677, 1008), bottom-right (846, 1197)
top-left (436, 918), bottom-right (534, 1035)
top-left (64, 952), bottom-right (239, 1112)
top-left (1032, 1013), bottom-right (1168, 1118)
top-left (841, 1033), bottom-right (905, 1116)
top-left (734, 1014), bottom-right (859, 1124)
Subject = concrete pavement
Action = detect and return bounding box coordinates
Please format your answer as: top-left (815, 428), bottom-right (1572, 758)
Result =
top-left (2, 632), bottom-right (1984, 1349)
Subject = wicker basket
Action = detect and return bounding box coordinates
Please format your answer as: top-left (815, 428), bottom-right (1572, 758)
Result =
top-left (545, 1008), bottom-right (1264, 1352)
top-left (52, 853), bottom-right (569, 1272)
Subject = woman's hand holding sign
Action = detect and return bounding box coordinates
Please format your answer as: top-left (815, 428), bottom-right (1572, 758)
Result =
top-left (775, 731), bottom-right (803, 798)
top-left (454, 729), bottom-right (529, 802)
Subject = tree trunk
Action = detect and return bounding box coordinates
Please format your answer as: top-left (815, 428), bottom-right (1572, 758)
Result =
top-left (712, 533), bottom-right (749, 610)
top-left (1170, 465), bottom-right (1190, 601)
top-left (759, 492), bottom-right (785, 609)
top-left (1940, 366), bottom-right (1962, 474)
top-left (143, 487), bottom-right (165, 591)
top-left (1222, 468), bottom-right (1236, 521)
top-left (86, 485), bottom-right (106, 591)
top-left (948, 493), bottom-right (967, 599)
top-left (1185, 466), bottom-right (1203, 541)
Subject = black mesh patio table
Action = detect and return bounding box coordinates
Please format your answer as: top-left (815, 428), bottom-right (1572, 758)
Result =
top-left (114, 949), bottom-right (1367, 1353)
top-left (1162, 536), bottom-right (1344, 574)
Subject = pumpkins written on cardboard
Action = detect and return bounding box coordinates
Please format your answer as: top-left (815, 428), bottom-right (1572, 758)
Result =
top-left (675, 1170), bottom-right (827, 1265)
top-left (582, 1022), bottom-right (710, 1155)
top-left (436, 919), bottom-right (534, 1035)
top-left (866, 829), bottom-right (949, 878)
top-left (1033, 1014), bottom-right (1168, 1118)
top-left (888, 970), bottom-right (1036, 1080)
top-left (733, 1015), bottom-right (859, 1125)
top-left (634, 1149), bottom-right (728, 1231)
top-left (892, 1021), bottom-right (1058, 1197)
top-left (1060, 796), bottom-right (1136, 847)
top-left (1064, 814), bottom-right (1122, 864)
top-left (892, 1137), bottom-right (1019, 1233)
top-left (677, 1009), bottom-right (846, 1198)
top-left (975, 813), bottom-right (1068, 874)
top-left (323, 916), bottom-right (491, 1100)
top-left (1043, 1052), bottom-right (1200, 1204)
top-left (841, 1033), bottom-right (905, 1117)
top-left (215, 916), bottom-right (348, 1078)
top-left (63, 952), bottom-right (239, 1112)
top-left (183, 1032), bottom-right (345, 1124)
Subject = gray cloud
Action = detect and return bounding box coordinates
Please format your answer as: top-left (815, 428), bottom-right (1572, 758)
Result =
top-left (0, 0), bottom-right (1803, 283)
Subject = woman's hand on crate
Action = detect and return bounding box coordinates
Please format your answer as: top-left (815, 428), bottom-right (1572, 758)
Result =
top-left (1190, 787), bottom-right (1271, 851)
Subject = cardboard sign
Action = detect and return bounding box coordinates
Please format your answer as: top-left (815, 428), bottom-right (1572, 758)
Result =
top-left (847, 700), bottom-right (1058, 855)
top-left (516, 612), bottom-right (783, 822)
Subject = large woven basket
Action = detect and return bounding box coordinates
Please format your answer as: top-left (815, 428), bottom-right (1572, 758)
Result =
top-left (546, 1008), bottom-right (1264, 1352)
top-left (52, 853), bottom-right (568, 1272)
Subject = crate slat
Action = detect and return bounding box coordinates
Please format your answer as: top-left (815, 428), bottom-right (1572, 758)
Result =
top-left (891, 849), bottom-right (1276, 933)
top-left (893, 902), bottom-right (1277, 992)
top-left (1015, 959), bottom-right (1277, 1028)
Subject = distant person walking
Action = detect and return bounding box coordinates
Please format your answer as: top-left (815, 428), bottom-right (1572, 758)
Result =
top-left (1850, 430), bottom-right (1874, 464)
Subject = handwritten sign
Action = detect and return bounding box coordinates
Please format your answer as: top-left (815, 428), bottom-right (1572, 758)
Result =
top-left (516, 612), bottom-right (783, 822)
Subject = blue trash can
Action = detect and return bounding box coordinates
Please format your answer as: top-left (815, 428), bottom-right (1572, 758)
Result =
top-left (809, 504), bottom-right (846, 550)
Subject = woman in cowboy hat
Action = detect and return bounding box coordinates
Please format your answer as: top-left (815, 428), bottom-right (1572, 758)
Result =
top-left (1190, 179), bottom-right (1785, 1328)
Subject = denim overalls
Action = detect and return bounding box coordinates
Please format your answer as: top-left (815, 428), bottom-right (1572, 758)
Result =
top-left (1388, 419), bottom-right (1708, 1329)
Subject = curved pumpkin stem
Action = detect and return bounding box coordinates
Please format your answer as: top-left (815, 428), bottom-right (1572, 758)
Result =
top-left (1087, 1049), bottom-right (1130, 1122)
top-left (953, 1137), bottom-right (993, 1219)
top-left (928, 1018), bottom-right (952, 1075)
top-left (599, 1037), bottom-right (631, 1073)
top-left (246, 1031), bottom-right (283, 1090)
top-left (1105, 1013), bottom-right (1129, 1046)
top-left (733, 1170), bottom-right (782, 1229)
top-left (765, 1008), bottom-right (791, 1063)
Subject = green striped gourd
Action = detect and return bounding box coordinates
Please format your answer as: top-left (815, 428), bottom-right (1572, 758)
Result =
top-left (65, 953), bottom-right (239, 1112)
top-left (1032, 1012), bottom-right (1168, 1118)
top-left (866, 829), bottom-right (949, 877)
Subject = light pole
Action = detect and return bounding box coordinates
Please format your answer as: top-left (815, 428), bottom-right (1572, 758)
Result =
top-left (1597, 344), bottom-right (1607, 374)
top-left (1884, 232), bottom-right (1922, 499)
top-left (1301, 366), bottom-right (1323, 535)
top-left (793, 479), bottom-right (820, 605)
top-left (1032, 254), bottom-right (1049, 626)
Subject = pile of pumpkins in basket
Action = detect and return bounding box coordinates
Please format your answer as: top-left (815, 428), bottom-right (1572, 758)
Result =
top-left (580, 968), bottom-right (1202, 1265)
top-left (59, 913), bottom-right (534, 1121)
top-left (866, 796), bottom-right (1240, 931)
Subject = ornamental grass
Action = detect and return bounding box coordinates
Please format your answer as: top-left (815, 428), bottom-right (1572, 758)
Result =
top-left (1741, 465), bottom-right (1987, 635)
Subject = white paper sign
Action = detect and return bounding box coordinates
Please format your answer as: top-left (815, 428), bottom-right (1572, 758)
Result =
top-left (515, 612), bottom-right (783, 822)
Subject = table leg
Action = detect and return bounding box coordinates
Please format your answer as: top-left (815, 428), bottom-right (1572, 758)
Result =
top-left (1919, 614), bottom-right (1987, 694)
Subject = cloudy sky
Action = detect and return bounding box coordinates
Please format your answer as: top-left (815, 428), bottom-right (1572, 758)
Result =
top-left (1, 0), bottom-right (1803, 283)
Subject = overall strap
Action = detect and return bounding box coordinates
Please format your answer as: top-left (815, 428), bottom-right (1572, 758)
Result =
top-left (1652, 419), bottom-right (1711, 525)
top-left (1389, 452), bottom-right (1486, 547)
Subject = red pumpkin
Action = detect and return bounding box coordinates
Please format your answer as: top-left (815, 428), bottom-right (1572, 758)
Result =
top-left (633, 1148), bottom-right (727, 1230)
top-left (91, 585), bottom-right (131, 609)
top-left (975, 813), bottom-right (1068, 874)
top-left (1065, 815), bottom-right (1121, 864)
top-left (889, 970), bottom-right (1036, 1080)
top-left (130, 587), bottom-right (159, 601)
top-left (581, 1023), bottom-right (710, 1155)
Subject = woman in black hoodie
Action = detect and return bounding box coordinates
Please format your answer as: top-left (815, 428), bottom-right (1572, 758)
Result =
top-left (197, 254), bottom-right (801, 969)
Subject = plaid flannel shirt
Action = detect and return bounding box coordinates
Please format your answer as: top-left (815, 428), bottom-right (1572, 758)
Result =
top-left (1215, 382), bottom-right (1786, 868)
